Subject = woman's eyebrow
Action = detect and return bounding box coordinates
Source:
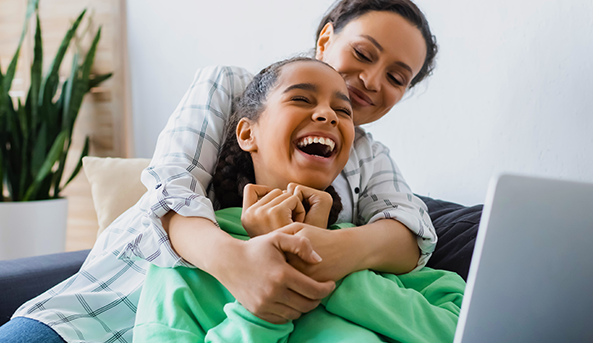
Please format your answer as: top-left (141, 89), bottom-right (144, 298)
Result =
top-left (362, 34), bottom-right (413, 74)
top-left (362, 34), bottom-right (384, 52)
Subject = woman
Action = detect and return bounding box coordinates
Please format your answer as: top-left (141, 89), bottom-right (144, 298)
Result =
top-left (134, 57), bottom-right (464, 343)
top-left (1, 1), bottom-right (439, 342)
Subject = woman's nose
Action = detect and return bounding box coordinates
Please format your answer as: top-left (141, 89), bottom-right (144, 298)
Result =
top-left (360, 67), bottom-right (381, 92)
top-left (312, 107), bottom-right (338, 126)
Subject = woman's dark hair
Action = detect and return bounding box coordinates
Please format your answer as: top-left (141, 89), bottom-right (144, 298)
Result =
top-left (211, 56), bottom-right (343, 225)
top-left (315, 0), bottom-right (438, 88)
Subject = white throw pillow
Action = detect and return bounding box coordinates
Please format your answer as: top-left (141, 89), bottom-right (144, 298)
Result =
top-left (82, 157), bottom-right (150, 237)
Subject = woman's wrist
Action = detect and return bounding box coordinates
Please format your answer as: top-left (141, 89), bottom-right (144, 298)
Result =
top-left (167, 212), bottom-right (239, 273)
top-left (340, 219), bottom-right (420, 274)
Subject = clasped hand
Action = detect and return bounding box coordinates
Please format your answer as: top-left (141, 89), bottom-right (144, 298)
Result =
top-left (241, 183), bottom-right (333, 236)
top-left (230, 183), bottom-right (358, 324)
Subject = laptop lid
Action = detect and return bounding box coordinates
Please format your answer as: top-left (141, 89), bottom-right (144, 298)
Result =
top-left (455, 173), bottom-right (593, 343)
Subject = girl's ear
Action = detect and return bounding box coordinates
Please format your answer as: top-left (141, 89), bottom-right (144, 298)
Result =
top-left (236, 118), bottom-right (258, 152)
top-left (315, 22), bottom-right (334, 60)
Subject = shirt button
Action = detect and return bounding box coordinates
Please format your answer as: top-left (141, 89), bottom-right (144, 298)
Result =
top-left (155, 183), bottom-right (162, 189)
top-left (354, 187), bottom-right (360, 194)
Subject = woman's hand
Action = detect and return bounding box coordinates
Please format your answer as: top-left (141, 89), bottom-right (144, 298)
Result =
top-left (287, 219), bottom-right (421, 281)
top-left (285, 223), bottom-right (362, 283)
top-left (286, 183), bottom-right (333, 229)
top-left (166, 213), bottom-right (335, 325)
top-left (241, 184), bottom-right (306, 237)
top-left (213, 224), bottom-right (335, 324)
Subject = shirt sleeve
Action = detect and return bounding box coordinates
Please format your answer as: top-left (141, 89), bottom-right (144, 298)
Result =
top-left (353, 129), bottom-right (438, 270)
top-left (118, 65), bottom-right (253, 268)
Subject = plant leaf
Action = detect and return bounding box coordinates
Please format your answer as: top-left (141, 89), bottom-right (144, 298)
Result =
top-left (3, 0), bottom-right (40, 96)
top-left (31, 122), bottom-right (47, 174)
top-left (28, 12), bottom-right (43, 127)
top-left (88, 73), bottom-right (112, 91)
top-left (62, 53), bottom-right (79, 131)
top-left (23, 131), bottom-right (66, 201)
top-left (40, 9), bottom-right (86, 109)
top-left (61, 135), bottom-right (89, 191)
top-left (65, 27), bottom-right (102, 135)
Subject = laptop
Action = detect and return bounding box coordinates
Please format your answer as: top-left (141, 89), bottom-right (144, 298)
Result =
top-left (454, 173), bottom-right (593, 343)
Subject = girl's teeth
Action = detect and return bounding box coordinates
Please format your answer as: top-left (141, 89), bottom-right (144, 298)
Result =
top-left (297, 136), bottom-right (336, 151)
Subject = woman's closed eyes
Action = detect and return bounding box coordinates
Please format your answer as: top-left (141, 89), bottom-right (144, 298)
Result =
top-left (353, 46), bottom-right (406, 87)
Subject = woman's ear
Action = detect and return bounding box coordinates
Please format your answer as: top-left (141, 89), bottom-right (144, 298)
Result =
top-left (315, 22), bottom-right (334, 60)
top-left (236, 118), bottom-right (258, 152)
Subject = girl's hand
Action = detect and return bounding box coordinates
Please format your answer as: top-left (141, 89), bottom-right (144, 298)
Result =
top-left (215, 224), bottom-right (335, 324)
top-left (241, 184), bottom-right (306, 237)
top-left (286, 183), bottom-right (333, 229)
top-left (285, 223), bottom-right (362, 283)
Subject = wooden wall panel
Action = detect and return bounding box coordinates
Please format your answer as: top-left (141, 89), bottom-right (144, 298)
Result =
top-left (1, 0), bottom-right (131, 251)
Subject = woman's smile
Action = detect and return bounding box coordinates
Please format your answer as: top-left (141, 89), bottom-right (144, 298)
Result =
top-left (347, 85), bottom-right (375, 107)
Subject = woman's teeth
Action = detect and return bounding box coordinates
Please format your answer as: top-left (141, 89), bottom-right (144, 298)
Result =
top-left (296, 136), bottom-right (336, 151)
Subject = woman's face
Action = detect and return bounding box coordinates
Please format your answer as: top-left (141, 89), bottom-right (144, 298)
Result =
top-left (316, 11), bottom-right (427, 126)
top-left (238, 61), bottom-right (355, 191)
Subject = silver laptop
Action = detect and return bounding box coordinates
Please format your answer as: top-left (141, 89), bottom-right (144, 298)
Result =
top-left (454, 173), bottom-right (593, 343)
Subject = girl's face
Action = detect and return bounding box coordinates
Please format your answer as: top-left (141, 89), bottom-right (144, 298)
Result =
top-left (238, 61), bottom-right (355, 191)
top-left (316, 11), bottom-right (427, 126)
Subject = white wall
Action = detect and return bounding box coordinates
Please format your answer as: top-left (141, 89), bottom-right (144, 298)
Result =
top-left (126, 0), bottom-right (593, 206)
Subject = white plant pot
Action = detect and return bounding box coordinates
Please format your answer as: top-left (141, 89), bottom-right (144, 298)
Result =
top-left (0, 198), bottom-right (68, 260)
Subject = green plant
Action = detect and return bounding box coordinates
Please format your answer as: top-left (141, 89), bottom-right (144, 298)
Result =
top-left (0, 0), bottom-right (112, 201)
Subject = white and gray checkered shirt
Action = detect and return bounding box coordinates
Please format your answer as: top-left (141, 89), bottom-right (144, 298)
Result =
top-left (13, 65), bottom-right (437, 342)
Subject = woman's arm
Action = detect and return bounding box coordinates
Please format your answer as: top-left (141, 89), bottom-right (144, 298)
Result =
top-left (117, 66), bottom-right (253, 267)
top-left (286, 219), bottom-right (418, 282)
top-left (342, 129), bottom-right (437, 271)
top-left (164, 212), bottom-right (336, 324)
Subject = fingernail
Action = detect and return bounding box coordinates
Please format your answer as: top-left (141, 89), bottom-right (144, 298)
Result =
top-left (311, 250), bottom-right (322, 262)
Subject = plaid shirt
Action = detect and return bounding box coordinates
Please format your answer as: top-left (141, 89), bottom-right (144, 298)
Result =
top-left (13, 65), bottom-right (437, 342)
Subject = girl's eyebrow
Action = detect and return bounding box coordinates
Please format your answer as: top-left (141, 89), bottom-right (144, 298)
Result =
top-left (335, 91), bottom-right (351, 104)
top-left (283, 83), bottom-right (350, 104)
top-left (283, 83), bottom-right (317, 93)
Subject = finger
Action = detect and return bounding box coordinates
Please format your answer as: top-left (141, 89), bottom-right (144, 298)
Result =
top-left (270, 194), bottom-right (306, 223)
top-left (288, 183), bottom-right (316, 203)
top-left (250, 188), bottom-right (284, 209)
top-left (267, 302), bottom-right (305, 322)
top-left (285, 269), bottom-right (336, 302)
top-left (264, 192), bottom-right (297, 209)
top-left (242, 184), bottom-right (275, 209)
top-left (256, 310), bottom-right (296, 325)
top-left (272, 232), bottom-right (337, 298)
top-left (286, 183), bottom-right (304, 202)
top-left (279, 289), bottom-right (321, 314)
top-left (290, 198), bottom-right (306, 223)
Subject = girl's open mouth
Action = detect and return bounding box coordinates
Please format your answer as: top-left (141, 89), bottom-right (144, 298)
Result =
top-left (295, 135), bottom-right (336, 158)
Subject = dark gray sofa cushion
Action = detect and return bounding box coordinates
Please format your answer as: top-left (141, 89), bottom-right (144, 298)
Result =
top-left (419, 195), bottom-right (481, 281)
top-left (0, 249), bottom-right (90, 326)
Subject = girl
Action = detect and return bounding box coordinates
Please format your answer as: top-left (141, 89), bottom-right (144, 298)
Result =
top-left (2, 1), bottom-right (441, 342)
top-left (133, 57), bottom-right (465, 343)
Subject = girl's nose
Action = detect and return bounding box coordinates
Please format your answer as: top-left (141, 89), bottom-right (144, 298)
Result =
top-left (312, 107), bottom-right (338, 126)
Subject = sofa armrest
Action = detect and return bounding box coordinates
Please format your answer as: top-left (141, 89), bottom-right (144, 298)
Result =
top-left (0, 249), bottom-right (90, 326)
